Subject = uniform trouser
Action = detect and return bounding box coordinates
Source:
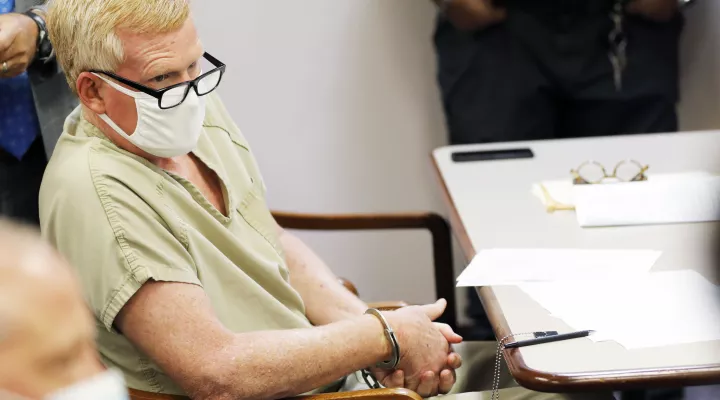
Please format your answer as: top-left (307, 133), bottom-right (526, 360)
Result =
top-left (343, 341), bottom-right (614, 400)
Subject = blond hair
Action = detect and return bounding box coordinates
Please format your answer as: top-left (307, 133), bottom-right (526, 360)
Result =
top-left (47, 0), bottom-right (191, 93)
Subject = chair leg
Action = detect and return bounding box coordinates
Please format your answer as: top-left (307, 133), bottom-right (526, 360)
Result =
top-left (426, 214), bottom-right (457, 329)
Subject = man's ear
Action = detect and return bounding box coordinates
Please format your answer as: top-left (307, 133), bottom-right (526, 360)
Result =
top-left (77, 72), bottom-right (107, 115)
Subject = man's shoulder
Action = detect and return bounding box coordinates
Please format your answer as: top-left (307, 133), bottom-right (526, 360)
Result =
top-left (41, 138), bottom-right (98, 201)
top-left (46, 136), bottom-right (126, 183)
top-left (41, 132), bottom-right (159, 216)
top-left (39, 137), bottom-right (121, 247)
top-left (203, 92), bottom-right (252, 148)
top-left (201, 93), bottom-right (270, 192)
top-left (39, 133), bottom-right (170, 260)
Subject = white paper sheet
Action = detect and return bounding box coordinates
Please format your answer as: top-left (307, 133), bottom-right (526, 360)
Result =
top-left (574, 173), bottom-right (720, 227)
top-left (531, 172), bottom-right (713, 214)
top-left (520, 270), bottom-right (720, 349)
top-left (456, 249), bottom-right (661, 287)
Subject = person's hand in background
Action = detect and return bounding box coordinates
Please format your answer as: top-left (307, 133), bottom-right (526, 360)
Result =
top-left (439, 0), bottom-right (507, 32)
top-left (0, 13), bottom-right (38, 78)
top-left (627, 0), bottom-right (679, 22)
top-left (373, 300), bottom-right (463, 397)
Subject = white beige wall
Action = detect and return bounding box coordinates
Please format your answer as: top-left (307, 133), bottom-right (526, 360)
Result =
top-left (193, 0), bottom-right (450, 307)
top-left (678, 0), bottom-right (720, 130)
top-left (193, 0), bottom-right (720, 312)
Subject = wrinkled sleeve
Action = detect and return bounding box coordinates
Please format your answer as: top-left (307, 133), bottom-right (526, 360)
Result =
top-left (41, 149), bottom-right (201, 332)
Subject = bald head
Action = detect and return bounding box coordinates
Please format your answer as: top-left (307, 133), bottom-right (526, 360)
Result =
top-left (0, 221), bottom-right (76, 302)
top-left (0, 221), bottom-right (76, 340)
top-left (0, 220), bottom-right (104, 398)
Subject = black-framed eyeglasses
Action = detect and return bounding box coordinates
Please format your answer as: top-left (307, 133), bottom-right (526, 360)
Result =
top-left (90, 52), bottom-right (226, 110)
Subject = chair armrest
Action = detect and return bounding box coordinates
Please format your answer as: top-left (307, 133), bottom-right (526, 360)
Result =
top-left (130, 388), bottom-right (422, 400)
top-left (367, 301), bottom-right (410, 311)
top-left (129, 389), bottom-right (187, 399)
top-left (293, 388), bottom-right (422, 400)
top-left (272, 211), bottom-right (443, 232)
top-left (338, 280), bottom-right (411, 311)
top-left (339, 277), bottom-right (360, 296)
top-left (273, 211), bottom-right (456, 329)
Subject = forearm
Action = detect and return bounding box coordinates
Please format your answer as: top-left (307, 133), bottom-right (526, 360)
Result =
top-left (192, 315), bottom-right (390, 400)
top-left (278, 228), bottom-right (368, 325)
top-left (119, 281), bottom-right (455, 400)
top-left (119, 282), bottom-right (396, 400)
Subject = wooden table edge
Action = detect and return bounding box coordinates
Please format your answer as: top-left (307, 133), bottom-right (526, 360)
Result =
top-left (429, 151), bottom-right (720, 391)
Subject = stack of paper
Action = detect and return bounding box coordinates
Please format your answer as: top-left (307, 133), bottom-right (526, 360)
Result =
top-left (531, 172), bottom-right (715, 217)
top-left (574, 174), bottom-right (720, 227)
top-left (456, 249), bottom-right (662, 287)
top-left (520, 270), bottom-right (720, 349)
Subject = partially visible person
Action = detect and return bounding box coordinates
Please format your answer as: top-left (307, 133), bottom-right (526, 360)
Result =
top-left (38, 0), bottom-right (614, 399)
top-left (433, 0), bottom-right (683, 145)
top-left (0, 219), bottom-right (129, 399)
top-left (432, 0), bottom-right (685, 342)
top-left (0, 0), bottom-right (76, 224)
top-left (42, 0), bottom-right (464, 397)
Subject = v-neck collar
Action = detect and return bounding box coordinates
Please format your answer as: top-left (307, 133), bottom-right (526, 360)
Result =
top-left (79, 116), bottom-right (236, 225)
top-left (166, 130), bottom-right (235, 225)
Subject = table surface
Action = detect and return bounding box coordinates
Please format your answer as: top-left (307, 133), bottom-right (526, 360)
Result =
top-left (431, 131), bottom-right (720, 392)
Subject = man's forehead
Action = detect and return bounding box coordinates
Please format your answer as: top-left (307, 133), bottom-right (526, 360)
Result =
top-left (118, 20), bottom-right (203, 69)
top-left (0, 224), bottom-right (80, 348)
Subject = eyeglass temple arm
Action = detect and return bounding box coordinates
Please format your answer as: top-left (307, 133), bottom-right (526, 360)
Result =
top-left (204, 52), bottom-right (225, 68)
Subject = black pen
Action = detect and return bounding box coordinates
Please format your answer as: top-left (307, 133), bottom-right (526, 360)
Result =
top-left (504, 330), bottom-right (595, 349)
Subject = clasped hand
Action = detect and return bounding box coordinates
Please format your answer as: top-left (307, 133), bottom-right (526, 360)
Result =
top-left (373, 300), bottom-right (464, 398)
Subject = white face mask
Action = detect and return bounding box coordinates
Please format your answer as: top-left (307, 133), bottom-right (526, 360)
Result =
top-left (0, 369), bottom-right (129, 400)
top-left (93, 73), bottom-right (207, 158)
top-left (45, 369), bottom-right (129, 400)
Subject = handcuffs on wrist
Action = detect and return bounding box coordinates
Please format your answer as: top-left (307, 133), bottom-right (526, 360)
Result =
top-left (361, 308), bottom-right (400, 389)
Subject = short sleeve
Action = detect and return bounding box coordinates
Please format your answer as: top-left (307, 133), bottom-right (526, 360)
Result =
top-left (40, 147), bottom-right (201, 332)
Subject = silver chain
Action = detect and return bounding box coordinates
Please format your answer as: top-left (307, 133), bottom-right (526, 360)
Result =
top-left (608, 0), bottom-right (628, 91)
top-left (361, 369), bottom-right (381, 389)
top-left (491, 332), bottom-right (536, 400)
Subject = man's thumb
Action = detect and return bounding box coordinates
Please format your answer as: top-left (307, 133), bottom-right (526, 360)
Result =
top-left (422, 299), bottom-right (447, 321)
